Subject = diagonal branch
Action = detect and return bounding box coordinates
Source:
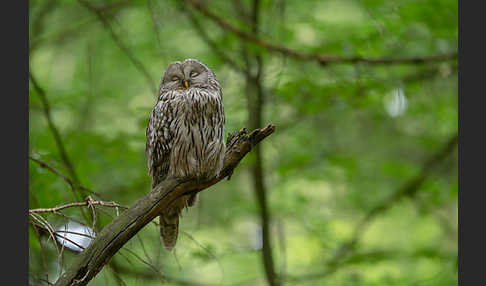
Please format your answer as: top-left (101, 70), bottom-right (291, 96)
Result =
top-left (53, 124), bottom-right (275, 286)
top-left (185, 0), bottom-right (457, 66)
top-left (78, 0), bottom-right (157, 95)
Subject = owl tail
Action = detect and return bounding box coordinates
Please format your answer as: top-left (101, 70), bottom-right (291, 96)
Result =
top-left (160, 213), bottom-right (179, 251)
top-left (159, 194), bottom-right (198, 250)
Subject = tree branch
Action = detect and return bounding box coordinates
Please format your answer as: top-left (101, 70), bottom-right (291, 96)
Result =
top-left (185, 0), bottom-right (457, 66)
top-left (53, 124), bottom-right (275, 286)
top-left (29, 198), bottom-right (127, 214)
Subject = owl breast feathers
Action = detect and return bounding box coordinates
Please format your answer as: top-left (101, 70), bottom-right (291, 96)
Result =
top-left (145, 59), bottom-right (225, 250)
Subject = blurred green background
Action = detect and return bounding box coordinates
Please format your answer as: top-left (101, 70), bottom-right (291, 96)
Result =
top-left (29, 0), bottom-right (458, 285)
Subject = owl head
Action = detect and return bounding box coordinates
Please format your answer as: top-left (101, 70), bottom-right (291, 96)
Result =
top-left (159, 59), bottom-right (217, 92)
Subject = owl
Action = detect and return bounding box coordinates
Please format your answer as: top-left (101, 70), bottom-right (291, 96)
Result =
top-left (146, 59), bottom-right (225, 250)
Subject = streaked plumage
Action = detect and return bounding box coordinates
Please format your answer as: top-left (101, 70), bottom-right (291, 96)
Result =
top-left (146, 59), bottom-right (225, 250)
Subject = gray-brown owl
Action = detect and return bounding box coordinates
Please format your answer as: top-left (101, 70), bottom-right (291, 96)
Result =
top-left (146, 59), bottom-right (225, 250)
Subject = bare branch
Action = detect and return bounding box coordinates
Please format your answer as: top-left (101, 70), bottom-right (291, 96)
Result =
top-left (185, 0), bottom-right (457, 66)
top-left (30, 218), bottom-right (93, 249)
top-left (30, 213), bottom-right (61, 255)
top-left (53, 125), bottom-right (275, 286)
top-left (29, 197), bottom-right (128, 215)
top-left (31, 220), bottom-right (89, 252)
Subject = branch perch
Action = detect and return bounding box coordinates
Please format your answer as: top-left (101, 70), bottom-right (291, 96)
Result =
top-left (54, 124), bottom-right (275, 286)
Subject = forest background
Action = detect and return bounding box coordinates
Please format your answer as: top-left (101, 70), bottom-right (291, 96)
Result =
top-left (28, 0), bottom-right (458, 285)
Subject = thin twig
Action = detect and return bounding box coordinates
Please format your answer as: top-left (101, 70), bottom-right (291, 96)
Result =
top-left (29, 220), bottom-right (88, 252)
top-left (45, 207), bottom-right (95, 233)
top-left (54, 230), bottom-right (95, 239)
top-left (30, 199), bottom-right (128, 214)
top-left (87, 197), bottom-right (98, 232)
top-left (30, 213), bottom-right (61, 256)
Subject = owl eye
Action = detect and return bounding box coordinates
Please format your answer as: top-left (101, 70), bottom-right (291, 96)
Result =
top-left (171, 76), bottom-right (179, 82)
top-left (190, 71), bottom-right (199, 77)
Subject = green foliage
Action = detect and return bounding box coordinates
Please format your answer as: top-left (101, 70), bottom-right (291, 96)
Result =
top-left (29, 0), bottom-right (457, 285)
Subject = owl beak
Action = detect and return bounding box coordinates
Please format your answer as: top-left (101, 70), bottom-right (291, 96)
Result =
top-left (182, 80), bottom-right (190, 89)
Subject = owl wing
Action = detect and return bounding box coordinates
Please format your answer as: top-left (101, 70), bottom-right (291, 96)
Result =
top-left (146, 99), bottom-right (173, 188)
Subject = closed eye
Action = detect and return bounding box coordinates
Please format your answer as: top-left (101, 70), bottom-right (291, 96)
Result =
top-left (190, 71), bottom-right (199, 77)
top-left (171, 76), bottom-right (179, 82)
